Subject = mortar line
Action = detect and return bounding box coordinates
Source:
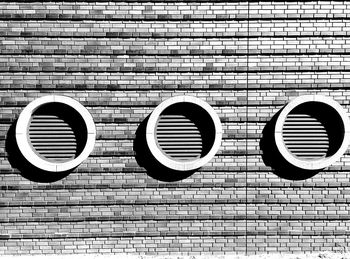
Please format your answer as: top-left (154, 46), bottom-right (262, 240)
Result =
top-left (245, 0), bottom-right (250, 255)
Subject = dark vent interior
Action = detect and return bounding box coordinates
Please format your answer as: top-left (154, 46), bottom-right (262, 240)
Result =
top-left (28, 103), bottom-right (88, 163)
top-left (282, 102), bottom-right (344, 160)
top-left (156, 102), bottom-right (215, 161)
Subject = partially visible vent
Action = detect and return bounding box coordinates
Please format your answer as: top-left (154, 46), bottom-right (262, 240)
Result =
top-left (282, 113), bottom-right (329, 160)
top-left (156, 114), bottom-right (202, 161)
top-left (29, 114), bottom-right (77, 162)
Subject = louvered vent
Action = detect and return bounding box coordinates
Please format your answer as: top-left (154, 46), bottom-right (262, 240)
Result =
top-left (28, 103), bottom-right (87, 163)
top-left (155, 102), bottom-right (215, 162)
top-left (146, 96), bottom-right (222, 171)
top-left (156, 114), bottom-right (202, 161)
top-left (275, 96), bottom-right (349, 171)
top-left (283, 113), bottom-right (329, 160)
top-left (281, 101), bottom-right (344, 161)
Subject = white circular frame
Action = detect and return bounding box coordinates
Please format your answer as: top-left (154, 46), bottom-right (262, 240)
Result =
top-left (275, 95), bottom-right (350, 170)
top-left (146, 96), bottom-right (222, 171)
top-left (15, 95), bottom-right (96, 172)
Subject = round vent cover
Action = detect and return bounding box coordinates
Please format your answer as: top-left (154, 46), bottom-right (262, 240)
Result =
top-left (146, 96), bottom-right (222, 171)
top-left (275, 95), bottom-right (350, 170)
top-left (16, 95), bottom-right (96, 172)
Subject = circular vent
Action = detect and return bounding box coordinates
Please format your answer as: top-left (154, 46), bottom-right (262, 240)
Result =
top-left (156, 103), bottom-right (209, 161)
top-left (29, 103), bottom-right (86, 163)
top-left (16, 95), bottom-right (96, 172)
top-left (146, 96), bottom-right (222, 171)
top-left (275, 95), bottom-right (350, 170)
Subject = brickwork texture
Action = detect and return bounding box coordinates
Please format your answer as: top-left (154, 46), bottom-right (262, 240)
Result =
top-left (1, 0), bottom-right (350, 255)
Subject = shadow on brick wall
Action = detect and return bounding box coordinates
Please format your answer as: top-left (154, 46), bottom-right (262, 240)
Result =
top-left (260, 111), bottom-right (319, 180)
top-left (133, 116), bottom-right (195, 182)
top-left (5, 120), bottom-right (71, 183)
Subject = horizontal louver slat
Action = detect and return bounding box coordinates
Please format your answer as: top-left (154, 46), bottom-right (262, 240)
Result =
top-left (162, 147), bottom-right (202, 150)
top-left (283, 131), bottom-right (326, 134)
top-left (29, 136), bottom-right (76, 140)
top-left (157, 142), bottom-right (202, 145)
top-left (156, 114), bottom-right (202, 161)
top-left (29, 114), bottom-right (77, 162)
top-left (34, 147), bottom-right (77, 151)
top-left (29, 142), bottom-right (77, 145)
top-left (155, 135), bottom-right (202, 139)
top-left (282, 113), bottom-right (329, 159)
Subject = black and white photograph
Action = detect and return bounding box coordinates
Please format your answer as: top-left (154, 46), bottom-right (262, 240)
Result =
top-left (1, 1), bottom-right (350, 258)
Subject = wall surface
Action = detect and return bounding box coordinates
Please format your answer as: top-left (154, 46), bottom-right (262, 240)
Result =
top-left (1, 0), bottom-right (350, 255)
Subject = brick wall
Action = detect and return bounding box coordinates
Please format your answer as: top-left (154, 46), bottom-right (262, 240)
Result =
top-left (1, 0), bottom-right (350, 255)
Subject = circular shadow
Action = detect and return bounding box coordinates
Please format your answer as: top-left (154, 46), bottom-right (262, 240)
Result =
top-left (260, 111), bottom-right (320, 181)
top-left (133, 115), bottom-right (195, 182)
top-left (6, 120), bottom-right (71, 183)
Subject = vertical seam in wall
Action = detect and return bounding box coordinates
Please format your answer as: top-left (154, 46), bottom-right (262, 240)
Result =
top-left (245, 0), bottom-right (250, 255)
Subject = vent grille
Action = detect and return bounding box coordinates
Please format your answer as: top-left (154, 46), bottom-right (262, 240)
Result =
top-left (282, 113), bottom-right (329, 160)
top-left (156, 114), bottom-right (202, 161)
top-left (29, 114), bottom-right (77, 162)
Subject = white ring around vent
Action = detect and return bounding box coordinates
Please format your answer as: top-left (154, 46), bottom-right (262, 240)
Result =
top-left (146, 96), bottom-right (222, 171)
top-left (15, 95), bottom-right (96, 172)
top-left (275, 95), bottom-right (350, 170)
